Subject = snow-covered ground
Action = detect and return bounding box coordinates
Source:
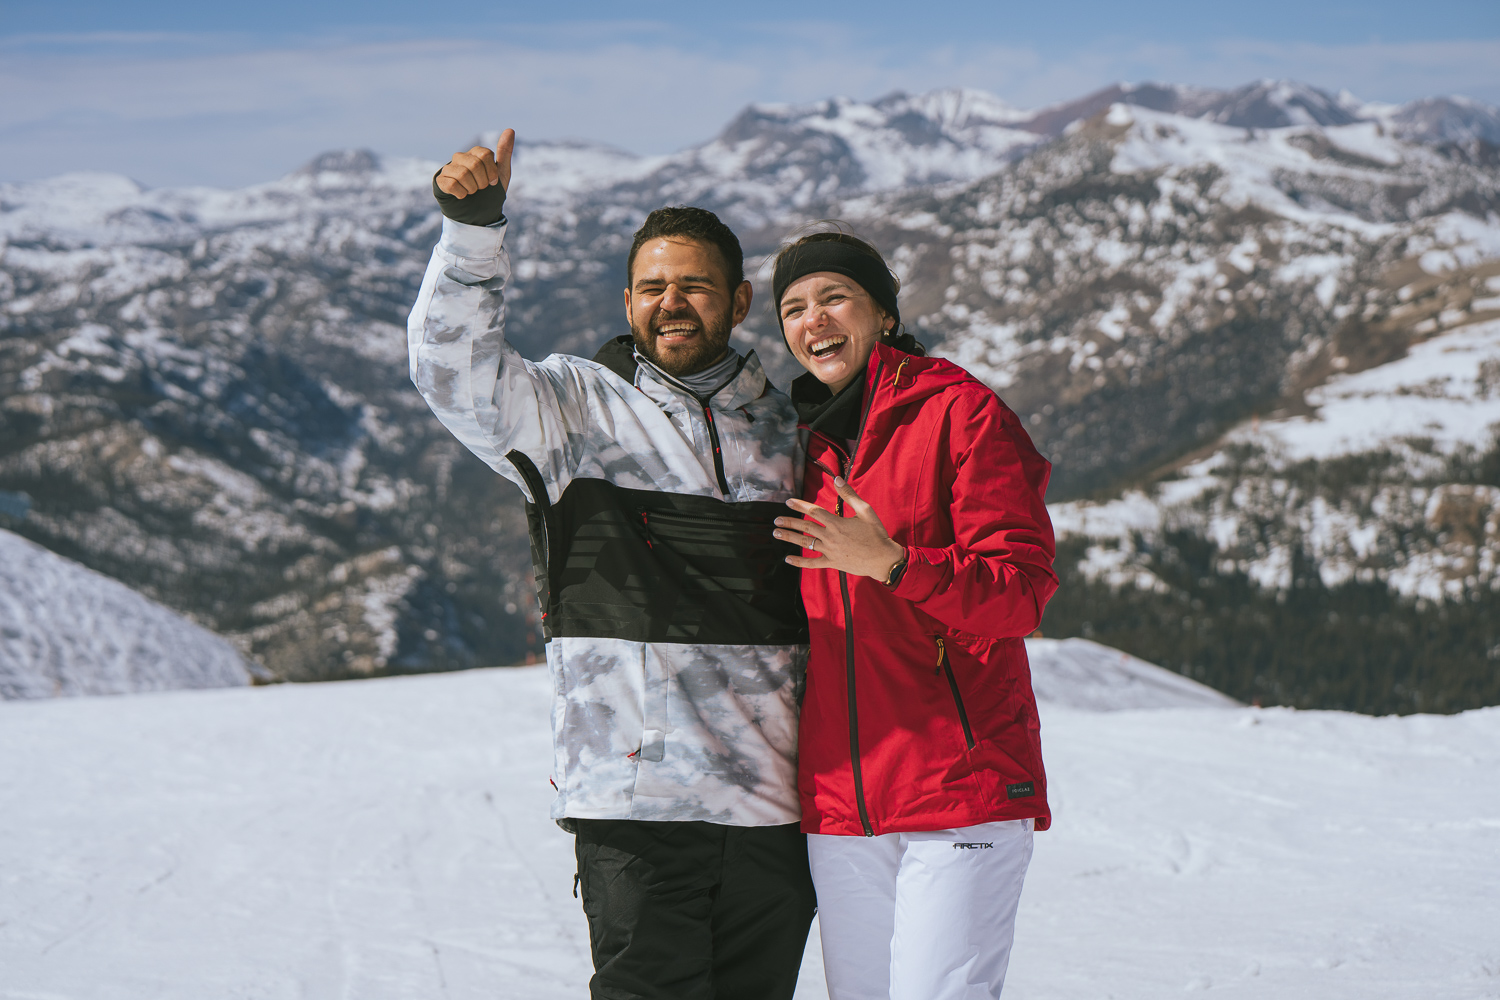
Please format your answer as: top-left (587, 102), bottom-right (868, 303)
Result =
top-left (0, 528), bottom-right (254, 699)
top-left (2, 658), bottom-right (1496, 999)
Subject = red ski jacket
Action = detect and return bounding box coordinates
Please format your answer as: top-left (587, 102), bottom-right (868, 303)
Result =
top-left (797, 343), bottom-right (1058, 836)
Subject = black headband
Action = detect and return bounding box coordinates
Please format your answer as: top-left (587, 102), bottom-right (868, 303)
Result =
top-left (772, 241), bottom-right (900, 333)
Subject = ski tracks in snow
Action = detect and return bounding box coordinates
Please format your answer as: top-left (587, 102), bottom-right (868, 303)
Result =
top-left (1010, 704), bottom-right (1500, 999)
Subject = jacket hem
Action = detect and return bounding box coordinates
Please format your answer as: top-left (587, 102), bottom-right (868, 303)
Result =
top-left (801, 805), bottom-right (1051, 837)
top-left (557, 805), bottom-right (803, 827)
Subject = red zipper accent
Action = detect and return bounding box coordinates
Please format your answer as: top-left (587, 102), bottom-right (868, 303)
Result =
top-left (700, 404), bottom-right (731, 495)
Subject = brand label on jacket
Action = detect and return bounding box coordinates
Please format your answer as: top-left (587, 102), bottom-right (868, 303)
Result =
top-left (1006, 781), bottom-right (1036, 799)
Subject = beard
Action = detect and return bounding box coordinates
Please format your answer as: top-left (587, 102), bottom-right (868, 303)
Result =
top-left (631, 308), bottom-right (734, 377)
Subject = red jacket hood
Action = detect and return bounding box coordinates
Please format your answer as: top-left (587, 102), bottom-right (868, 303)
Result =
top-left (800, 342), bottom-right (975, 435)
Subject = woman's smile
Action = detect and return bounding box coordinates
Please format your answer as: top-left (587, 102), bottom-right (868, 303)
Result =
top-left (809, 335), bottom-right (848, 358)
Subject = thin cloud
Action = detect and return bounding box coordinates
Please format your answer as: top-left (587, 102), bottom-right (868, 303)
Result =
top-left (1, 31), bottom-right (1497, 188)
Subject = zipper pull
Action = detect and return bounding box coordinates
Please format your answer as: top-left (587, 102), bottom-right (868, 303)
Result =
top-left (934, 636), bottom-right (945, 674)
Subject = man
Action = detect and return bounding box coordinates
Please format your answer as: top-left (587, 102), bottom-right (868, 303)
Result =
top-left (408, 130), bottom-right (814, 1000)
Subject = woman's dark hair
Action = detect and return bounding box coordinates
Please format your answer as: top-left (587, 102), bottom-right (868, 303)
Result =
top-left (627, 206), bottom-right (744, 286)
top-left (771, 225), bottom-right (926, 356)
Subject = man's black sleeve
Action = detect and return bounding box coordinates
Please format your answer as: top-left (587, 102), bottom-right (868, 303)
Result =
top-left (432, 171), bottom-right (507, 227)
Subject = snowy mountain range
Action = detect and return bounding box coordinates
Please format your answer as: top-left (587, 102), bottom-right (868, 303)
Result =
top-left (1, 78), bottom-right (1497, 706)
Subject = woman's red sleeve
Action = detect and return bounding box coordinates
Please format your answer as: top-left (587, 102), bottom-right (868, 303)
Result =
top-left (889, 388), bottom-right (1058, 639)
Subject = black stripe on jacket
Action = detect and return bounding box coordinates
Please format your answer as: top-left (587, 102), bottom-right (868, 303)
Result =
top-left (508, 451), bottom-right (807, 646)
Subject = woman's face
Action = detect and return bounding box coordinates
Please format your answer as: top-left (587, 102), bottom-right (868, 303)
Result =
top-left (779, 271), bottom-right (893, 393)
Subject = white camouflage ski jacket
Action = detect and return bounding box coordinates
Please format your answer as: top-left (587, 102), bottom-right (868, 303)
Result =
top-left (409, 217), bottom-right (808, 826)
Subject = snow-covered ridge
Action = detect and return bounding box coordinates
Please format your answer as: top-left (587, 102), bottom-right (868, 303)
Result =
top-left (1027, 637), bottom-right (1239, 710)
top-left (1051, 316), bottom-right (1500, 601)
top-left (1022, 79), bottom-right (1361, 135)
top-left (2, 80), bottom-right (1494, 246)
top-left (1026, 78), bottom-right (1500, 144)
top-left (0, 528), bottom-right (256, 699)
top-left (1102, 102), bottom-right (1493, 230)
top-left (486, 137), bottom-right (667, 206)
top-left (1246, 315), bottom-right (1500, 461)
top-left (0, 154), bottom-right (441, 246)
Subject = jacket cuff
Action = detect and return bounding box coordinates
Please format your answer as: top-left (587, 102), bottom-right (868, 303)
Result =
top-left (889, 545), bottom-right (942, 603)
top-left (440, 215), bottom-right (508, 260)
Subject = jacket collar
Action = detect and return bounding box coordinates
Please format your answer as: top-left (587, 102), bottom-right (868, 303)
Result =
top-left (858, 341), bottom-right (970, 414)
top-left (593, 335), bottom-right (768, 411)
top-left (799, 342), bottom-right (974, 462)
top-left (791, 373), bottom-right (864, 440)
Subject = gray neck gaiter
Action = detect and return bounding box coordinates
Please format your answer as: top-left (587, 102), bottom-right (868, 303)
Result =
top-left (637, 347), bottom-right (744, 399)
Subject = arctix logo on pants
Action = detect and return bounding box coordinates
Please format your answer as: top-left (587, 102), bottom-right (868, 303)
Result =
top-left (953, 842), bottom-right (994, 849)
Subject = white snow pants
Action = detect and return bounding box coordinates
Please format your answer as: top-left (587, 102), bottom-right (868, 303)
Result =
top-left (808, 819), bottom-right (1033, 1000)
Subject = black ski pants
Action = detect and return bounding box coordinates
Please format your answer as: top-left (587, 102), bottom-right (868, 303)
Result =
top-left (574, 819), bottom-right (816, 1000)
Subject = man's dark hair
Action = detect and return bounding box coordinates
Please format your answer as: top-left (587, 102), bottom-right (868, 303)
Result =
top-left (626, 207), bottom-right (744, 287)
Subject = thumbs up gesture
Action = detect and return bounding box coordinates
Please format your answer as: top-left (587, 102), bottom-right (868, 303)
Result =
top-left (436, 128), bottom-right (515, 198)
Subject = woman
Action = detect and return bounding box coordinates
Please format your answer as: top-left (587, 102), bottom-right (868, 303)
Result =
top-left (769, 231), bottom-right (1058, 1000)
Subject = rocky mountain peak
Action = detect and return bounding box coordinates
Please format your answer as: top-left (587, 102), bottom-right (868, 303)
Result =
top-left (292, 149), bottom-right (384, 177)
top-left (1195, 78), bottom-right (1362, 129)
top-left (1386, 95), bottom-right (1500, 146)
top-left (1018, 78), bottom-right (1500, 139)
top-left (1020, 82), bottom-right (1196, 135)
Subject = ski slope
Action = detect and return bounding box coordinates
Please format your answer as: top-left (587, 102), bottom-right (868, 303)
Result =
top-left (0, 528), bottom-right (254, 699)
top-left (1, 660), bottom-right (1496, 999)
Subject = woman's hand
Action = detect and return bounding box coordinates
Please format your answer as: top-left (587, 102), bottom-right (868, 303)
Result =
top-left (774, 477), bottom-right (906, 580)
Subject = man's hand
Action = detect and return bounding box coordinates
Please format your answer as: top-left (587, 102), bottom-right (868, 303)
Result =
top-left (436, 129), bottom-right (515, 199)
top-left (774, 477), bottom-right (906, 581)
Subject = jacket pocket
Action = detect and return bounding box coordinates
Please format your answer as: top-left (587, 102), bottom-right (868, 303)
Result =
top-left (936, 637), bottom-right (976, 750)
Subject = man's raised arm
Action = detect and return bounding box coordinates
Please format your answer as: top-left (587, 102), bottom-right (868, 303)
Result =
top-left (408, 129), bottom-right (587, 505)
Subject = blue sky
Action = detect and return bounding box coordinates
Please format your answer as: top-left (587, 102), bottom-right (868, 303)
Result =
top-left (2, 1), bottom-right (1497, 187)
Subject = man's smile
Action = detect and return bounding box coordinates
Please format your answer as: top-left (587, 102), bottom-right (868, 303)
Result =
top-left (655, 321), bottom-right (700, 340)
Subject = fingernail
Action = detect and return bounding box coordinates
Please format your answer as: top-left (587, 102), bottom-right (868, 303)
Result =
top-left (834, 476), bottom-right (845, 486)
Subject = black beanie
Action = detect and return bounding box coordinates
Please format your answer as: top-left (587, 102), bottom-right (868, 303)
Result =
top-left (772, 240), bottom-right (900, 333)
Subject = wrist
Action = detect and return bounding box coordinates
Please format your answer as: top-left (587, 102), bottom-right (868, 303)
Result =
top-left (878, 542), bottom-right (908, 587)
top-left (433, 172), bottom-right (507, 227)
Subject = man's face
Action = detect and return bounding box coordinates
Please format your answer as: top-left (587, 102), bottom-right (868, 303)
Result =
top-left (624, 238), bottom-right (752, 377)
